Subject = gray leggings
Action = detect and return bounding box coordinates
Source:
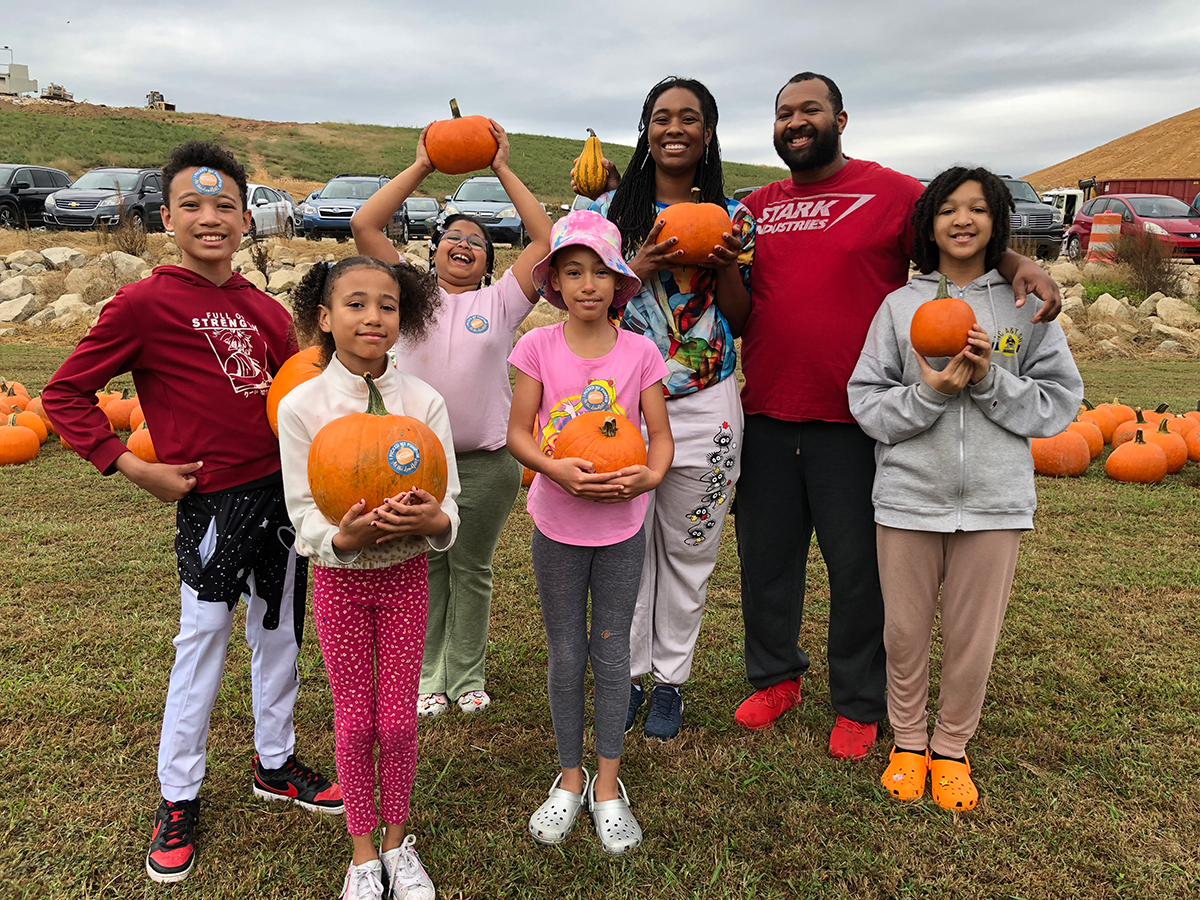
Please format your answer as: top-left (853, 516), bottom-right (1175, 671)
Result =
top-left (531, 525), bottom-right (645, 767)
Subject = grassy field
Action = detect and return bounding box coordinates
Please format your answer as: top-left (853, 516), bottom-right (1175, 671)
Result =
top-left (2, 346), bottom-right (1199, 900)
top-left (0, 105), bottom-right (787, 212)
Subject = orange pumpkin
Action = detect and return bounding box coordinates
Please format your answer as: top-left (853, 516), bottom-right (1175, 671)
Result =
top-left (1030, 430), bottom-right (1090, 477)
top-left (94, 388), bottom-right (122, 410)
top-left (1105, 430), bottom-right (1166, 484)
top-left (26, 396), bottom-right (55, 435)
top-left (425, 99), bottom-right (498, 176)
top-left (126, 421), bottom-right (159, 464)
top-left (1066, 418), bottom-right (1103, 460)
top-left (1, 388), bottom-right (28, 411)
top-left (1145, 419), bottom-right (1187, 473)
top-left (909, 274), bottom-right (977, 358)
top-left (553, 411), bottom-right (646, 474)
top-left (129, 404), bottom-right (145, 432)
top-left (522, 420), bottom-right (539, 487)
top-left (1183, 426), bottom-right (1200, 464)
top-left (1102, 398), bottom-right (1135, 425)
top-left (1, 413), bottom-right (40, 465)
top-left (1140, 403), bottom-right (1171, 428)
top-left (1112, 408), bottom-right (1153, 448)
top-left (308, 373), bottom-right (448, 522)
top-left (0, 379), bottom-right (28, 397)
top-left (267, 346), bottom-right (324, 436)
top-left (0, 397), bottom-right (12, 417)
top-left (13, 409), bottom-right (47, 444)
top-left (104, 389), bottom-right (140, 431)
top-left (1078, 399), bottom-right (1118, 444)
top-left (1184, 402), bottom-right (1200, 425)
top-left (654, 187), bottom-right (733, 267)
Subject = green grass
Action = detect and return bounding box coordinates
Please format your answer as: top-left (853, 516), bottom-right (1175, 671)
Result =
top-left (2, 346), bottom-right (1199, 899)
top-left (1080, 279), bottom-right (1147, 305)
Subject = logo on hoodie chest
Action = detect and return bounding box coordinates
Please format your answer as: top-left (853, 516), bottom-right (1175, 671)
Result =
top-left (191, 310), bottom-right (272, 395)
top-left (993, 327), bottom-right (1023, 357)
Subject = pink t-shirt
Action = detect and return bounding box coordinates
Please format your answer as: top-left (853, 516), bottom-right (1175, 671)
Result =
top-left (508, 322), bottom-right (669, 547)
top-left (394, 269), bottom-right (533, 453)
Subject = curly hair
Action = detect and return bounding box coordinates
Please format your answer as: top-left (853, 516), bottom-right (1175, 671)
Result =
top-left (290, 256), bottom-right (441, 365)
top-left (162, 140), bottom-right (248, 210)
top-left (606, 76), bottom-right (725, 255)
top-left (432, 214), bottom-right (495, 287)
top-left (910, 166), bottom-right (1014, 275)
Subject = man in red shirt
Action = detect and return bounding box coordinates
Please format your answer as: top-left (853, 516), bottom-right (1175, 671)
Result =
top-left (733, 73), bottom-right (1061, 759)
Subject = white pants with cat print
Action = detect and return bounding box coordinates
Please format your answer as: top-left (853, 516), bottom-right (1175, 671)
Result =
top-left (630, 375), bottom-right (742, 686)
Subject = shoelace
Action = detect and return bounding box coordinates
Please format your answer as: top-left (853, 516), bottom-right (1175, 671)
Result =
top-left (279, 756), bottom-right (324, 787)
top-left (649, 687), bottom-right (680, 718)
top-left (761, 683), bottom-right (795, 708)
top-left (346, 862), bottom-right (383, 898)
top-left (158, 801), bottom-right (199, 849)
top-left (836, 717), bottom-right (871, 734)
top-left (394, 835), bottom-right (424, 881)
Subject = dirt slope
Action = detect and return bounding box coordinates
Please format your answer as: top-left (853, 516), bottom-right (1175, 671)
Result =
top-left (1026, 106), bottom-right (1200, 188)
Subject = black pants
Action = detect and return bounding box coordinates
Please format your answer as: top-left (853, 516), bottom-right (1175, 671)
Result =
top-left (734, 414), bottom-right (886, 723)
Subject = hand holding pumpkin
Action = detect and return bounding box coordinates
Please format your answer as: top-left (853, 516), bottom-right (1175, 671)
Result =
top-left (591, 464), bottom-right (661, 504)
top-left (412, 125), bottom-right (436, 177)
top-left (570, 156), bottom-right (621, 200)
top-left (544, 456), bottom-right (623, 500)
top-left (914, 348), bottom-right (974, 396)
top-left (488, 120), bottom-right (511, 173)
top-left (372, 488), bottom-right (451, 539)
top-left (963, 327), bottom-right (992, 385)
top-left (116, 453), bottom-right (203, 502)
top-left (332, 499), bottom-right (381, 553)
top-left (628, 220), bottom-right (685, 281)
top-left (704, 223), bottom-right (744, 270)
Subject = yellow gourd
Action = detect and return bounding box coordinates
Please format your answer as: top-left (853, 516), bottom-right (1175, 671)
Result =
top-left (574, 128), bottom-right (607, 197)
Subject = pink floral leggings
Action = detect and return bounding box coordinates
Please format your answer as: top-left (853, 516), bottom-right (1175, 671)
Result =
top-left (313, 556), bottom-right (428, 836)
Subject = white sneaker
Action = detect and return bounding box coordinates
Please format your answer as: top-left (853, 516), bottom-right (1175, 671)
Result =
top-left (417, 693), bottom-right (449, 718)
top-left (340, 858), bottom-right (384, 900)
top-left (381, 834), bottom-right (435, 900)
top-left (456, 690), bottom-right (491, 714)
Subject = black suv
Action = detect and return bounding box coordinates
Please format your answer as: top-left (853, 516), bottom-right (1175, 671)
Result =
top-left (1002, 177), bottom-right (1063, 260)
top-left (45, 167), bottom-right (165, 231)
top-left (0, 164), bottom-right (73, 228)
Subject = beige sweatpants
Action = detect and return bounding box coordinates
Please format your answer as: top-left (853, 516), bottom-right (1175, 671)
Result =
top-left (877, 525), bottom-right (1022, 758)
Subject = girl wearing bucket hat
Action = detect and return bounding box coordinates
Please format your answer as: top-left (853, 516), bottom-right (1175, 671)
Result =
top-left (352, 119), bottom-right (552, 723)
top-left (506, 210), bottom-right (674, 855)
top-left (572, 77), bottom-right (755, 742)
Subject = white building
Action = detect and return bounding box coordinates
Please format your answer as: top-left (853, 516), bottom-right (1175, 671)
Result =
top-left (0, 64), bottom-right (38, 95)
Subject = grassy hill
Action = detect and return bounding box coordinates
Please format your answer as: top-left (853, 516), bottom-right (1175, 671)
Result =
top-left (0, 100), bottom-right (788, 209)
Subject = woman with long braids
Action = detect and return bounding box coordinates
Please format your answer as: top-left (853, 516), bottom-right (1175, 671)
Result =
top-left (575, 76), bottom-right (755, 741)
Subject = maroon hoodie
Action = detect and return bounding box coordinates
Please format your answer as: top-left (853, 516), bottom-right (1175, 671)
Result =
top-left (43, 265), bottom-right (299, 493)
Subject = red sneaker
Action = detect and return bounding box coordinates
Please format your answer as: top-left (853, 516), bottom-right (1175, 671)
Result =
top-left (734, 678), bottom-right (801, 730)
top-left (828, 715), bottom-right (878, 761)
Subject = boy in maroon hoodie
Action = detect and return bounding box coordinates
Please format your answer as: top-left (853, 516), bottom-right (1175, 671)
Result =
top-left (43, 141), bottom-right (342, 884)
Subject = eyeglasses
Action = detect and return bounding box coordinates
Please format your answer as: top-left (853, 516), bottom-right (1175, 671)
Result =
top-left (442, 231), bottom-right (486, 251)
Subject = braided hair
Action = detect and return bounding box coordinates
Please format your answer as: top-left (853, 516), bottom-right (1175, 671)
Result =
top-left (606, 77), bottom-right (726, 255)
top-left (910, 167), bottom-right (1014, 275)
top-left (290, 256), bottom-right (442, 365)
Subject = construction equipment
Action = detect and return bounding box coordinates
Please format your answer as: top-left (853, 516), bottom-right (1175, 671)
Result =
top-left (40, 83), bottom-right (73, 102)
top-left (146, 91), bottom-right (175, 111)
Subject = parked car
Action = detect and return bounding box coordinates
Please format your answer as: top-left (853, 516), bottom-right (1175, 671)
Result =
top-left (732, 186), bottom-right (761, 203)
top-left (246, 183), bottom-right (295, 239)
top-left (437, 176), bottom-right (526, 246)
top-left (1066, 193), bottom-right (1200, 263)
top-left (294, 190), bottom-right (319, 236)
top-left (559, 194), bottom-right (595, 214)
top-left (0, 164), bottom-right (72, 228)
top-left (44, 167), bottom-right (164, 231)
top-left (1001, 177), bottom-right (1063, 259)
top-left (403, 196), bottom-right (440, 238)
top-left (303, 175), bottom-right (405, 242)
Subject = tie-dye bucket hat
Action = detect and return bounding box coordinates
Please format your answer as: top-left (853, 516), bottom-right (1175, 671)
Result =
top-left (531, 210), bottom-right (642, 311)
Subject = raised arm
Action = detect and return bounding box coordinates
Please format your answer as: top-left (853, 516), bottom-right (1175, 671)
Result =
top-left (351, 125), bottom-right (435, 264)
top-left (488, 120), bottom-right (553, 301)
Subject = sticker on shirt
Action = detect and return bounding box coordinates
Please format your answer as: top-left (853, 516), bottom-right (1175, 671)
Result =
top-left (993, 327), bottom-right (1022, 357)
top-left (465, 314), bottom-right (489, 333)
top-left (190, 311), bottom-right (273, 395)
top-left (684, 421), bottom-right (737, 546)
top-left (387, 440), bottom-right (421, 476)
top-left (756, 193), bottom-right (876, 235)
top-left (541, 378), bottom-right (627, 455)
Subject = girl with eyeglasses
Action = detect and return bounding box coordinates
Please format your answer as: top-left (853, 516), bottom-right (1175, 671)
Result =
top-left (353, 119), bottom-right (552, 722)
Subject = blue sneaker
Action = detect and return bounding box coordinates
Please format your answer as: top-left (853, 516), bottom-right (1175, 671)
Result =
top-left (643, 685), bottom-right (683, 741)
top-left (625, 682), bottom-right (645, 733)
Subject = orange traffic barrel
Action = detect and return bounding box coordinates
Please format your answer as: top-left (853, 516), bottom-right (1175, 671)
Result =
top-left (1086, 211), bottom-right (1122, 263)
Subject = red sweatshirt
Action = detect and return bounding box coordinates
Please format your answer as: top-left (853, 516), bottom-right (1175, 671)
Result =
top-left (43, 265), bottom-right (299, 493)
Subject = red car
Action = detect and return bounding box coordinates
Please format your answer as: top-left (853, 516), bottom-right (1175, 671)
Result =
top-left (1066, 193), bottom-right (1200, 263)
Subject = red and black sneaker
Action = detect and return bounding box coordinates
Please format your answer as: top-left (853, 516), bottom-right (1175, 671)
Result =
top-left (145, 797), bottom-right (200, 883)
top-left (252, 754), bottom-right (344, 815)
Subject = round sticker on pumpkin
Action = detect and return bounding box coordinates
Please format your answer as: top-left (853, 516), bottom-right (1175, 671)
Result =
top-left (387, 440), bottom-right (421, 476)
top-left (465, 314), bottom-right (489, 333)
top-left (192, 167), bottom-right (224, 195)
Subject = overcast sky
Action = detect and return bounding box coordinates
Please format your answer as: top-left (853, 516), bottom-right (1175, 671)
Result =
top-left (8, 1), bottom-right (1200, 180)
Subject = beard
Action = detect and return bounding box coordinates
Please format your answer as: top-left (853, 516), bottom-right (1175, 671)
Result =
top-left (773, 122), bottom-right (840, 173)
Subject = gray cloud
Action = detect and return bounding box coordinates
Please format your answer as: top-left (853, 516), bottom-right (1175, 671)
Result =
top-left (8, 1), bottom-right (1200, 180)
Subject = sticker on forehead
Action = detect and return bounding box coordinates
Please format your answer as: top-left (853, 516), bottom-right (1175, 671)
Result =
top-left (192, 167), bottom-right (224, 195)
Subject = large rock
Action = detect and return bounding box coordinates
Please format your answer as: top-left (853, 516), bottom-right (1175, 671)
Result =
top-left (1156, 340), bottom-right (1189, 353)
top-left (1057, 312), bottom-right (1073, 331)
top-left (1061, 294), bottom-right (1085, 315)
top-left (1090, 293), bottom-right (1131, 319)
top-left (243, 270), bottom-right (268, 291)
top-left (0, 275), bottom-right (36, 302)
top-left (101, 251), bottom-right (148, 285)
top-left (1178, 279), bottom-right (1198, 299)
top-left (25, 308), bottom-right (57, 327)
top-left (1150, 323), bottom-right (1199, 344)
top-left (1049, 262), bottom-right (1083, 285)
top-left (63, 267), bottom-right (94, 294)
top-left (1064, 283), bottom-right (1086, 299)
top-left (1155, 298), bottom-right (1200, 329)
top-left (40, 247), bottom-right (86, 270)
top-left (1088, 322), bottom-right (1119, 340)
top-left (267, 269), bottom-right (301, 294)
top-left (232, 249), bottom-right (255, 272)
top-left (4, 249), bottom-right (43, 268)
top-left (0, 294), bottom-right (39, 324)
top-left (53, 293), bottom-right (88, 315)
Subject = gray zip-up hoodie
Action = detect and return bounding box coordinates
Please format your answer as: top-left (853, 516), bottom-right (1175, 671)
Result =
top-left (848, 270), bottom-right (1083, 532)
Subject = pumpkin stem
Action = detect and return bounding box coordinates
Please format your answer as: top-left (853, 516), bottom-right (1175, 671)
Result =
top-left (5, 413), bottom-right (15, 426)
top-left (586, 127), bottom-right (597, 138)
top-left (600, 416), bottom-right (618, 438)
top-left (1133, 429), bottom-right (1147, 444)
top-left (935, 274), bottom-right (950, 300)
top-left (1154, 403), bottom-right (1169, 414)
top-left (449, 98), bottom-right (461, 119)
top-left (1080, 398), bottom-right (1095, 410)
top-left (1157, 419), bottom-right (1171, 434)
top-left (690, 187), bottom-right (701, 204)
top-left (1134, 407), bottom-right (1147, 424)
top-left (363, 373), bottom-right (391, 416)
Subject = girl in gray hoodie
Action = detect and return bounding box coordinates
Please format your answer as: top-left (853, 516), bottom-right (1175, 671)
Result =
top-left (848, 166), bottom-right (1082, 812)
